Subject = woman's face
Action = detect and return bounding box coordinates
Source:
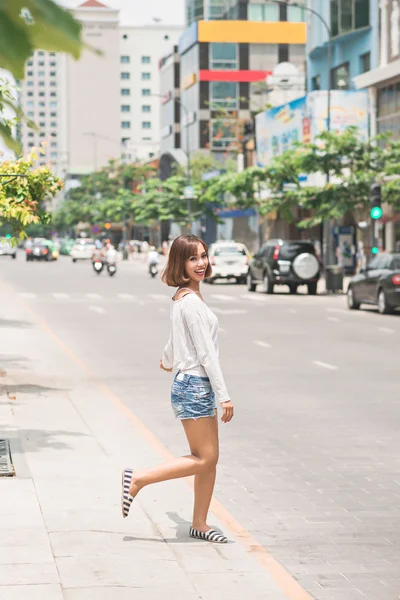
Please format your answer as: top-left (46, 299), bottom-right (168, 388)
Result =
top-left (185, 242), bottom-right (208, 283)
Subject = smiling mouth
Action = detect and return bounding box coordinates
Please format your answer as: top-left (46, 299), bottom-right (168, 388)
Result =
top-left (195, 270), bottom-right (205, 275)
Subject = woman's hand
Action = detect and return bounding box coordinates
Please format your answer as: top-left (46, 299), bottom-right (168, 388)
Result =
top-left (220, 400), bottom-right (234, 423)
top-left (160, 359), bottom-right (172, 372)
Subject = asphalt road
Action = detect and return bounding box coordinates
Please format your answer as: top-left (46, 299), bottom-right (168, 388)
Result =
top-left (1, 252), bottom-right (400, 600)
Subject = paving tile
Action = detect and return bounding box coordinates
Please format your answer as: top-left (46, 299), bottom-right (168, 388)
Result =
top-left (0, 585), bottom-right (63, 600)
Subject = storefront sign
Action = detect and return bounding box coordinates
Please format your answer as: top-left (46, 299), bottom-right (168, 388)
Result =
top-left (182, 73), bottom-right (197, 90)
top-left (161, 125), bottom-right (173, 139)
top-left (182, 111), bottom-right (196, 127)
top-left (161, 90), bottom-right (172, 105)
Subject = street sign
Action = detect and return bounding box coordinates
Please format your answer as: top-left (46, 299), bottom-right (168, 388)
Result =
top-left (183, 185), bottom-right (195, 199)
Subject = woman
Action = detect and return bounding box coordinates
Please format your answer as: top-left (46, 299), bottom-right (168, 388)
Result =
top-left (121, 234), bottom-right (234, 543)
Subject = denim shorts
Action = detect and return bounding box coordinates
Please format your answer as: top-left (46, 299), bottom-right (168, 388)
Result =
top-left (171, 373), bottom-right (217, 420)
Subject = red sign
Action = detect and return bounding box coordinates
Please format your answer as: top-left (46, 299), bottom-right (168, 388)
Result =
top-left (199, 70), bottom-right (272, 83)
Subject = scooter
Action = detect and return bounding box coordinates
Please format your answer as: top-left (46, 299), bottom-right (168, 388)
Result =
top-left (107, 262), bottom-right (117, 277)
top-left (93, 260), bottom-right (104, 275)
top-left (149, 262), bottom-right (158, 278)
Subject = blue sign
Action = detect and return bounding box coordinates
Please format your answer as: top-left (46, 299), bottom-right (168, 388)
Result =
top-left (178, 21), bottom-right (198, 55)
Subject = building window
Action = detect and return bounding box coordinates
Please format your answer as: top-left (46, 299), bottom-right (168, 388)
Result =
top-left (50, 111), bottom-right (57, 117)
top-left (50, 102), bottom-right (57, 108)
top-left (27, 91), bottom-right (33, 96)
top-left (149, 152), bottom-right (155, 158)
top-left (210, 81), bottom-right (238, 109)
top-left (164, 35), bottom-right (169, 40)
top-left (39, 122), bottom-right (45, 127)
top-left (141, 72), bottom-right (151, 80)
top-left (142, 105), bottom-right (151, 112)
top-left (142, 89), bottom-right (151, 96)
top-left (50, 121), bottom-right (57, 127)
top-left (121, 105), bottom-right (130, 112)
top-left (288, 4), bottom-right (306, 21)
top-left (27, 111), bottom-right (34, 117)
top-left (38, 51), bottom-right (45, 56)
top-left (38, 70), bottom-right (45, 76)
top-left (331, 62), bottom-right (350, 89)
top-left (141, 56), bottom-right (151, 64)
top-left (121, 72), bottom-right (130, 80)
top-left (211, 119), bottom-right (237, 149)
top-left (50, 71), bottom-right (56, 76)
top-left (39, 61), bottom-right (45, 66)
top-left (312, 75), bottom-right (321, 90)
top-left (50, 92), bottom-right (56, 97)
top-left (121, 121), bottom-right (131, 129)
top-left (28, 132), bottom-right (34, 137)
top-left (27, 81), bottom-right (33, 86)
top-left (122, 34), bottom-right (128, 40)
top-left (50, 61), bottom-right (56, 66)
top-left (39, 92), bottom-right (45, 96)
top-left (27, 60), bottom-right (33, 66)
top-left (142, 137), bottom-right (152, 140)
top-left (248, 3), bottom-right (279, 21)
top-left (39, 81), bottom-right (45, 86)
top-left (27, 101), bottom-right (34, 107)
top-left (40, 132), bottom-right (45, 137)
top-left (28, 142), bottom-right (34, 147)
top-left (121, 88), bottom-right (130, 96)
top-left (39, 112), bottom-right (45, 116)
top-left (210, 43), bottom-right (238, 70)
top-left (330, 0), bottom-right (369, 37)
top-left (27, 70), bottom-right (33, 76)
top-left (51, 132), bottom-right (57, 137)
top-left (360, 52), bottom-right (370, 74)
top-left (50, 81), bottom-right (56, 86)
top-left (51, 152), bottom-right (57, 159)
top-left (121, 55), bottom-right (130, 63)
top-left (39, 101), bottom-right (45, 107)
top-left (51, 142), bottom-right (57, 148)
top-left (142, 121), bottom-right (151, 129)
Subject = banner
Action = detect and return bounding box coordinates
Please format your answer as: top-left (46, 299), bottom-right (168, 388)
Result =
top-left (256, 90), bottom-right (369, 167)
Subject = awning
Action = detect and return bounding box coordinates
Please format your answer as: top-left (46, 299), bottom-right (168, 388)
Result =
top-left (353, 59), bottom-right (400, 89)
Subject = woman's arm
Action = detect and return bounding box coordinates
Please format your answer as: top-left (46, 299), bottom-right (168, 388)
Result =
top-left (160, 331), bottom-right (173, 372)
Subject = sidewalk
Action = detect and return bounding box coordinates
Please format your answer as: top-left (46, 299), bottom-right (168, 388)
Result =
top-left (0, 284), bottom-right (302, 599)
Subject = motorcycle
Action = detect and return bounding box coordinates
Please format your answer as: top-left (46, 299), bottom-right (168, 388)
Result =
top-left (149, 262), bottom-right (158, 278)
top-left (107, 262), bottom-right (117, 277)
top-left (93, 260), bottom-right (104, 275)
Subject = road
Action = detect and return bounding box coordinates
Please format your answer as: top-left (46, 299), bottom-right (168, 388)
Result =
top-left (1, 253), bottom-right (400, 600)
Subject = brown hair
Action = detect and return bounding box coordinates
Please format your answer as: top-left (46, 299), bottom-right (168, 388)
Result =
top-left (162, 235), bottom-right (212, 287)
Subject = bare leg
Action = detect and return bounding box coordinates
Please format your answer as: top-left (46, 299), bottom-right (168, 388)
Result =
top-left (191, 416), bottom-right (219, 532)
top-left (130, 415), bottom-right (219, 534)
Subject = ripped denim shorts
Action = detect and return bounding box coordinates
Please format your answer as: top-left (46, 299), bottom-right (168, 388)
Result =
top-left (171, 372), bottom-right (217, 420)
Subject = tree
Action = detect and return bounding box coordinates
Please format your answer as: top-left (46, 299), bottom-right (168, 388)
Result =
top-left (0, 150), bottom-right (63, 239)
top-left (0, 0), bottom-right (84, 153)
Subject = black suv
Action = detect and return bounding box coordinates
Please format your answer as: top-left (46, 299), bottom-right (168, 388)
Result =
top-left (247, 239), bottom-right (321, 295)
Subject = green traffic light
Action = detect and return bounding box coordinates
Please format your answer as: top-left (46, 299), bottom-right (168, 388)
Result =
top-left (370, 206), bottom-right (383, 219)
top-left (371, 246), bottom-right (379, 255)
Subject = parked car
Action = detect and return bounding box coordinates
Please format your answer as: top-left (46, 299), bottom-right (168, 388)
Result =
top-left (43, 240), bottom-right (59, 260)
top-left (247, 239), bottom-right (321, 295)
top-left (70, 238), bottom-right (96, 262)
top-left (207, 241), bottom-right (250, 284)
top-left (0, 241), bottom-right (16, 259)
top-left (26, 241), bottom-right (53, 261)
top-left (347, 252), bottom-right (400, 314)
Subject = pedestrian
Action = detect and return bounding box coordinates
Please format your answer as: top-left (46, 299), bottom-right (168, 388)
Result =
top-left (121, 234), bottom-right (234, 543)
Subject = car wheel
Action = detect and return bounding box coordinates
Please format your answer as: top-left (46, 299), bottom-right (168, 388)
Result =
top-left (247, 273), bottom-right (257, 292)
top-left (307, 282), bottom-right (318, 295)
top-left (26, 256), bottom-right (30, 262)
top-left (263, 273), bottom-right (274, 294)
top-left (378, 288), bottom-right (393, 314)
top-left (347, 286), bottom-right (360, 310)
top-left (72, 258), bottom-right (77, 263)
top-left (289, 283), bottom-right (297, 294)
top-left (11, 254), bottom-right (16, 260)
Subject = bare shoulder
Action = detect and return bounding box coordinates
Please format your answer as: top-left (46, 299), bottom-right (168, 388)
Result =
top-left (174, 288), bottom-right (197, 301)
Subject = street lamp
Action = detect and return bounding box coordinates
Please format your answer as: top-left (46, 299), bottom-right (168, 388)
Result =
top-left (271, 1), bottom-right (333, 263)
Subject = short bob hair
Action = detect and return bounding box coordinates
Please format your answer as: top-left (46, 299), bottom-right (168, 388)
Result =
top-left (162, 235), bottom-right (212, 288)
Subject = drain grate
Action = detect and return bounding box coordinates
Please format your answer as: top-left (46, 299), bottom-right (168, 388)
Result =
top-left (0, 439), bottom-right (14, 477)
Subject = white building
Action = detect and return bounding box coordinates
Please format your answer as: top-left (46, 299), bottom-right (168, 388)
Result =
top-left (119, 24), bottom-right (183, 162)
top-left (17, 0), bottom-right (183, 179)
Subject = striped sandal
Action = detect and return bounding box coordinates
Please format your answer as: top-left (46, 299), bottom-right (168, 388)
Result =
top-left (121, 468), bottom-right (135, 518)
top-left (189, 526), bottom-right (228, 544)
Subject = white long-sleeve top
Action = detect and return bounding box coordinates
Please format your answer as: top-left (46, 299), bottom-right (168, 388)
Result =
top-left (162, 292), bottom-right (230, 404)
